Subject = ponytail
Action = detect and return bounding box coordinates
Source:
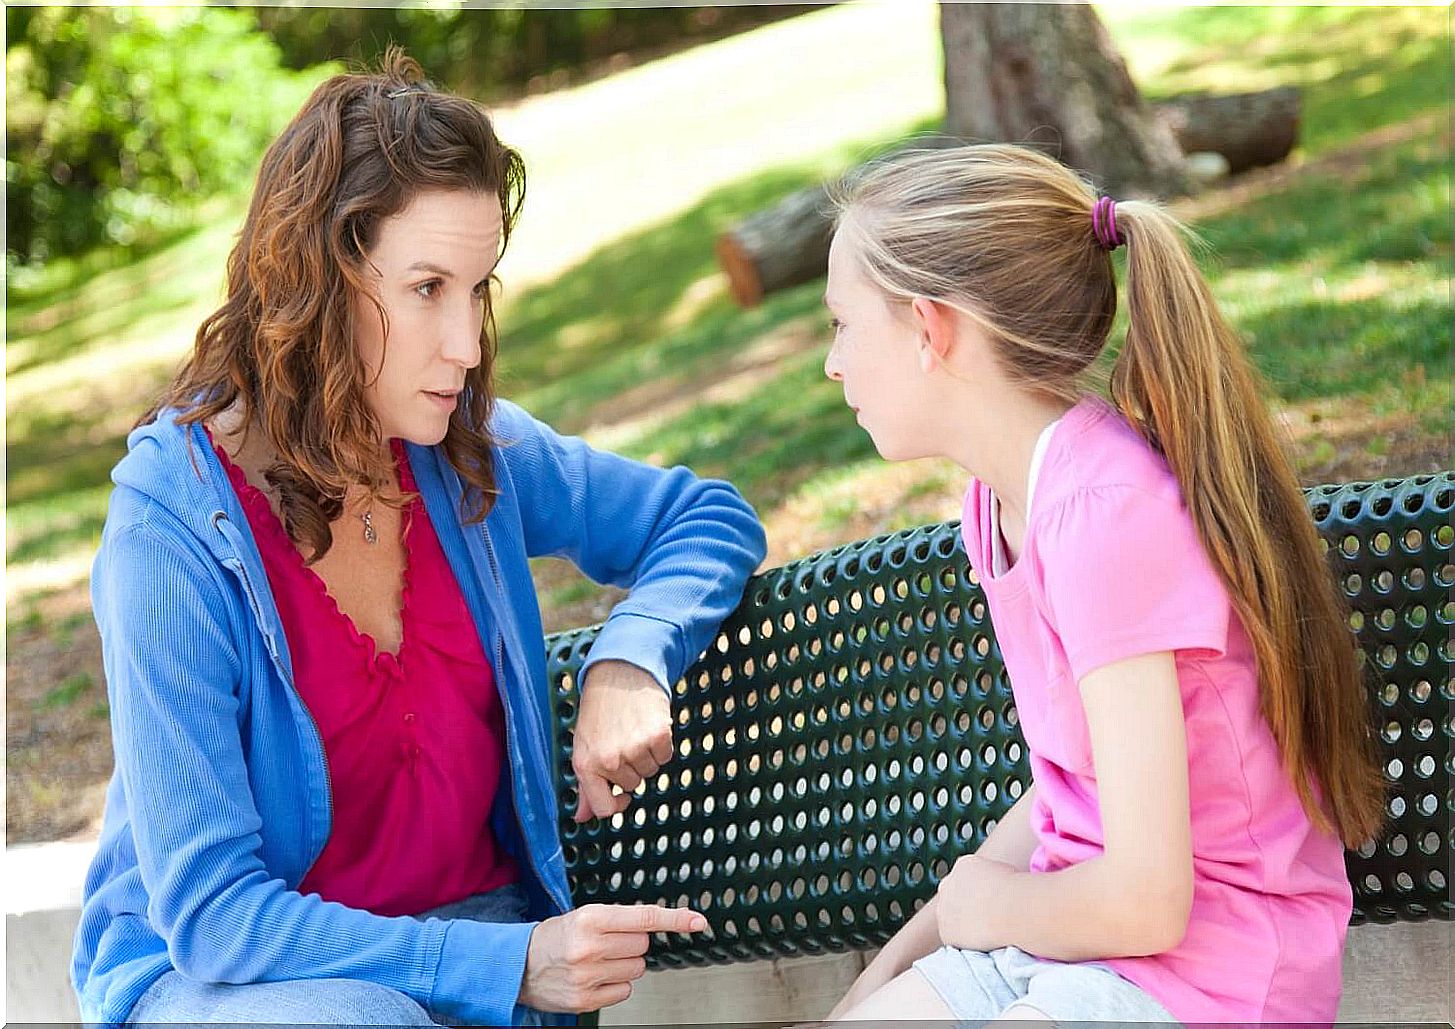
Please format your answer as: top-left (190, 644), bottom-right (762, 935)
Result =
top-left (1112, 203), bottom-right (1385, 846)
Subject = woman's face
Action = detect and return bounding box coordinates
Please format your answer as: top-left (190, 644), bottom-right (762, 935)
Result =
top-left (354, 188), bottom-right (503, 446)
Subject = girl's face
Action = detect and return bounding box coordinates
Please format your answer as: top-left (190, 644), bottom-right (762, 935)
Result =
top-left (353, 188), bottom-right (503, 446)
top-left (823, 226), bottom-right (940, 462)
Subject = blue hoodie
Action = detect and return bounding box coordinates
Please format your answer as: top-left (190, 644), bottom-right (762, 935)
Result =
top-left (72, 400), bottom-right (767, 1026)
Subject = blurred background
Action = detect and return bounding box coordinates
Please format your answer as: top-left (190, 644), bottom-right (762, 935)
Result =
top-left (6, 2), bottom-right (1450, 855)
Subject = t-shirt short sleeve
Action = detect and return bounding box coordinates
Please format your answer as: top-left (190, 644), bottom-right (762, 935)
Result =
top-left (1037, 483), bottom-right (1231, 683)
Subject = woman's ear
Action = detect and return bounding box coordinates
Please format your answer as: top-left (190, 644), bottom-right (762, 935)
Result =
top-left (909, 296), bottom-right (956, 374)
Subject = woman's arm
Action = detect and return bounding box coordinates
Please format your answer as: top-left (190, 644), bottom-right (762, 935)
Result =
top-left (494, 400), bottom-right (767, 818)
top-left (496, 399), bottom-right (767, 692)
top-left (936, 652), bottom-right (1194, 961)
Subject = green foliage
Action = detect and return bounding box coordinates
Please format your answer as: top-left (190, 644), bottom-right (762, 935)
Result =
top-left (5, 7), bottom-right (329, 266)
top-left (250, 6), bottom-right (818, 97)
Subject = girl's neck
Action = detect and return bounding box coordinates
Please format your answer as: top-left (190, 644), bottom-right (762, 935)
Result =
top-left (946, 392), bottom-right (1075, 527)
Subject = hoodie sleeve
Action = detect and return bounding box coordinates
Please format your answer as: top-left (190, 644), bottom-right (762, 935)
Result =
top-left (93, 508), bottom-right (531, 1027)
top-left (491, 400), bottom-right (768, 694)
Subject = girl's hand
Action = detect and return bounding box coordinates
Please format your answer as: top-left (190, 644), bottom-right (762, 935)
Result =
top-left (934, 853), bottom-right (1021, 952)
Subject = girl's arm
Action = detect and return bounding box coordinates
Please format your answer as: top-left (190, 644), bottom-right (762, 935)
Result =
top-left (937, 651), bottom-right (1194, 960)
top-left (972, 780), bottom-right (1040, 870)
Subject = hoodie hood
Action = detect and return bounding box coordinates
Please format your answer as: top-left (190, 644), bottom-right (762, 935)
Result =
top-left (112, 408), bottom-right (245, 562)
top-left (111, 407), bottom-right (297, 682)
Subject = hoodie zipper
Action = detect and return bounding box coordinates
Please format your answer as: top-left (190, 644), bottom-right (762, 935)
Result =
top-left (477, 519), bottom-right (571, 915)
top-left (212, 511), bottom-right (334, 881)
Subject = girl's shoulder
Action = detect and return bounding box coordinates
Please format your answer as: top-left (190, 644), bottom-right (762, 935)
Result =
top-left (1033, 396), bottom-right (1186, 522)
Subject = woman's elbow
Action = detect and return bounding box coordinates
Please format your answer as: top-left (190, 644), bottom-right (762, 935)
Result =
top-left (704, 481), bottom-right (767, 565)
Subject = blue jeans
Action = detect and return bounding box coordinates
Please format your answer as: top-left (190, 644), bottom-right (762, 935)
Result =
top-left (125, 883), bottom-right (566, 1026)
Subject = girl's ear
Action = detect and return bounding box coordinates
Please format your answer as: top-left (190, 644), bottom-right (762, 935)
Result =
top-left (910, 296), bottom-right (956, 374)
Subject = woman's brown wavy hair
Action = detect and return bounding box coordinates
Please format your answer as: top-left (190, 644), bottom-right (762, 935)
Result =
top-left (147, 48), bottom-right (525, 561)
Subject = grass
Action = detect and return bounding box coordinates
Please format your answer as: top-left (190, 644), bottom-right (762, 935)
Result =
top-left (5, 4), bottom-right (1452, 842)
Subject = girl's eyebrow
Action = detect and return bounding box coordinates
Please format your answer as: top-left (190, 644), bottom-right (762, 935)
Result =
top-left (406, 261), bottom-right (453, 277)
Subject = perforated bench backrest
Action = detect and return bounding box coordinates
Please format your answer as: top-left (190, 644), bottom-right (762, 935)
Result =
top-left (548, 473), bottom-right (1454, 968)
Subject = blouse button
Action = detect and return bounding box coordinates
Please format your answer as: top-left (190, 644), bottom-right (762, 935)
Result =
top-left (403, 712), bottom-right (416, 725)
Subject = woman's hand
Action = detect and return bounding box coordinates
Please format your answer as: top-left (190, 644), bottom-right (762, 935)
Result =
top-left (572, 660), bottom-right (674, 822)
top-left (518, 903), bottom-right (707, 1013)
top-left (934, 853), bottom-right (1021, 953)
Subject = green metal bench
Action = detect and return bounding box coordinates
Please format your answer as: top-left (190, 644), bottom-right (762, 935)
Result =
top-left (546, 472), bottom-right (1453, 985)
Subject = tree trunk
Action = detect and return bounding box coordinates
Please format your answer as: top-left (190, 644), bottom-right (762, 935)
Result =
top-left (940, 2), bottom-right (1191, 199)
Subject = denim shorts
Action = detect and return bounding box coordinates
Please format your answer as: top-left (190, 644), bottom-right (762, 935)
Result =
top-left (913, 944), bottom-right (1182, 1026)
top-left (124, 882), bottom-right (568, 1026)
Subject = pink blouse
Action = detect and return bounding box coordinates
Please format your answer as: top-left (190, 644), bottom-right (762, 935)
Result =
top-left (215, 436), bottom-right (518, 917)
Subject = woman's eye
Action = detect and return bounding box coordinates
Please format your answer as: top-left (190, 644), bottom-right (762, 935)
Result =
top-left (415, 280), bottom-right (441, 299)
top-left (829, 317), bottom-right (844, 333)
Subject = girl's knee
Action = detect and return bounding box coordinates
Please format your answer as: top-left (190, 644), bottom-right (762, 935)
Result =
top-left (838, 968), bottom-right (955, 1022)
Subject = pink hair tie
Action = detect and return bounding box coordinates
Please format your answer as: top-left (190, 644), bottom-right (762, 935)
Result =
top-left (1092, 196), bottom-right (1125, 251)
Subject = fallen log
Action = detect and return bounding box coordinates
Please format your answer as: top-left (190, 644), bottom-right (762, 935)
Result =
top-left (717, 88), bottom-right (1299, 307)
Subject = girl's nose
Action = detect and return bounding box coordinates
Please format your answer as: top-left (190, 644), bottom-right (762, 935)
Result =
top-left (824, 347), bottom-right (843, 382)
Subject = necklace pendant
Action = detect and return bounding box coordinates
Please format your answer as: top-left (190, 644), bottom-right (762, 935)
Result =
top-left (362, 510), bottom-right (378, 545)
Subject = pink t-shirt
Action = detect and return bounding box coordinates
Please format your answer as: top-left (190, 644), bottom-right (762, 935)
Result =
top-left (960, 396), bottom-right (1351, 1025)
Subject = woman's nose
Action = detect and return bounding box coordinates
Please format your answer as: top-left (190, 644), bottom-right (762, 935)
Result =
top-left (442, 312), bottom-right (483, 369)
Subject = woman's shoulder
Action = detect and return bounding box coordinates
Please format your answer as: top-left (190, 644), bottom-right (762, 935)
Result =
top-left (103, 408), bottom-right (232, 552)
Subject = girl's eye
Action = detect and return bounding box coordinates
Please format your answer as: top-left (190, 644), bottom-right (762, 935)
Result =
top-left (415, 280), bottom-right (441, 299)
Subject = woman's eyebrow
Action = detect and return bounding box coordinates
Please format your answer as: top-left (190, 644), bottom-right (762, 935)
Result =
top-left (406, 261), bottom-right (454, 277)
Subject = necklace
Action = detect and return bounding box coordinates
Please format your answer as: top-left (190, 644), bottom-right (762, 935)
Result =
top-left (361, 509), bottom-right (378, 545)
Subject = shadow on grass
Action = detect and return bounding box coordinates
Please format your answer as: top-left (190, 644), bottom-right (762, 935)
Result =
top-left (1240, 293), bottom-right (1450, 406)
top-left (494, 119), bottom-right (941, 429)
top-left (6, 201), bottom-right (240, 375)
top-left (1195, 127), bottom-right (1449, 270)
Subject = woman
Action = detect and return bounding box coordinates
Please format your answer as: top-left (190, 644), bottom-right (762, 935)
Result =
top-left (72, 52), bottom-right (766, 1027)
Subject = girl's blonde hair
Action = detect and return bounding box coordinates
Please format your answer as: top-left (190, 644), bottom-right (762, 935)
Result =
top-left (833, 143), bottom-right (1384, 847)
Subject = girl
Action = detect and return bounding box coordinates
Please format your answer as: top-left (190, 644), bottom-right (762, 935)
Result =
top-left (72, 53), bottom-right (762, 1027)
top-left (819, 144), bottom-right (1384, 1025)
